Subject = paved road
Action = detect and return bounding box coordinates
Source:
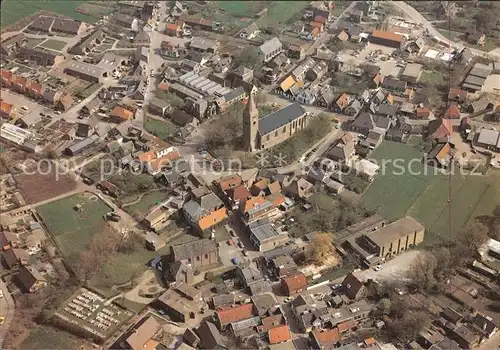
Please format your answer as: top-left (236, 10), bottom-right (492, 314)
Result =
top-left (390, 1), bottom-right (499, 59)
top-left (0, 279), bottom-right (15, 348)
top-left (354, 250), bottom-right (421, 283)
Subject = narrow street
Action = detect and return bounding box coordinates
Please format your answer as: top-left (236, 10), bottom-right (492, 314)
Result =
top-left (0, 279), bottom-right (15, 348)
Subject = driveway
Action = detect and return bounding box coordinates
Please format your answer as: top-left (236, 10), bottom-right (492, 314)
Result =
top-left (354, 250), bottom-right (422, 283)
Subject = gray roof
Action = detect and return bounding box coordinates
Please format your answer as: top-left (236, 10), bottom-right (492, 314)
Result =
top-left (199, 193), bottom-right (223, 210)
top-left (197, 321), bottom-right (225, 349)
top-left (171, 238), bottom-right (217, 260)
top-left (223, 86), bottom-right (245, 103)
top-left (469, 63), bottom-right (492, 78)
top-left (352, 112), bottom-right (374, 130)
top-left (51, 18), bottom-right (82, 34)
top-left (239, 266), bottom-right (263, 285)
top-left (367, 216), bottom-right (424, 247)
top-left (374, 115), bottom-right (391, 129)
top-left (477, 129), bottom-right (500, 146)
top-left (401, 63), bottom-right (423, 78)
top-left (259, 37), bottom-right (282, 56)
top-left (30, 16), bottom-right (53, 31)
top-left (190, 37), bottom-right (216, 51)
top-left (183, 199), bottom-right (203, 220)
top-left (151, 97), bottom-right (171, 109)
top-left (464, 75), bottom-right (486, 87)
top-left (66, 137), bottom-right (94, 154)
top-left (377, 104), bottom-right (398, 117)
top-left (382, 77), bottom-right (407, 90)
top-left (249, 217), bottom-right (280, 243)
top-left (259, 103), bottom-right (305, 135)
top-left (248, 280), bottom-right (272, 296)
top-left (65, 61), bottom-right (106, 79)
top-left (244, 22), bottom-right (259, 34)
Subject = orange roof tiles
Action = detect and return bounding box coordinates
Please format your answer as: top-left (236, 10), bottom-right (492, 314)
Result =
top-left (230, 185), bottom-right (251, 203)
top-left (313, 328), bottom-right (341, 346)
top-left (267, 181), bottom-right (281, 194)
top-left (385, 93), bottom-right (394, 104)
top-left (416, 107), bottom-right (431, 118)
top-left (311, 27), bottom-right (320, 38)
top-left (139, 150), bottom-right (157, 162)
top-left (364, 337), bottom-right (377, 346)
top-left (337, 320), bottom-right (357, 333)
top-left (216, 175), bottom-right (242, 191)
top-left (241, 196), bottom-right (268, 213)
top-left (267, 193), bottom-right (285, 208)
top-left (198, 207), bottom-right (227, 230)
top-left (280, 76), bottom-right (296, 92)
top-left (217, 303), bottom-right (254, 326)
top-left (310, 21), bottom-right (323, 30)
top-left (0, 101), bottom-right (14, 116)
top-left (449, 88), bottom-right (467, 101)
top-left (27, 80), bottom-right (42, 95)
top-left (435, 143), bottom-right (451, 161)
top-left (158, 82), bottom-right (169, 90)
top-left (165, 23), bottom-right (179, 31)
top-left (282, 272), bottom-right (307, 292)
top-left (336, 93), bottom-right (350, 110)
top-left (268, 325), bottom-right (291, 344)
top-left (371, 30), bottom-right (404, 43)
top-left (110, 106), bottom-right (134, 121)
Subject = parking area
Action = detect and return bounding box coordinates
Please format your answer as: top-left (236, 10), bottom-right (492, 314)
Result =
top-left (1, 89), bottom-right (53, 125)
top-left (337, 43), bottom-right (402, 77)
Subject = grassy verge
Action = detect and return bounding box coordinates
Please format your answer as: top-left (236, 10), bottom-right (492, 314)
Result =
top-left (125, 191), bottom-right (169, 217)
top-left (38, 39), bottom-right (66, 51)
top-left (20, 325), bottom-right (87, 350)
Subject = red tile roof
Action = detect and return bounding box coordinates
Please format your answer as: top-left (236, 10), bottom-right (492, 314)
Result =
top-left (0, 69), bottom-right (13, 81)
top-left (337, 320), bottom-right (357, 333)
top-left (448, 88), bottom-right (467, 101)
top-left (416, 107), bottom-right (431, 118)
top-left (282, 273), bottom-right (307, 292)
top-left (313, 328), bottom-right (341, 347)
top-left (230, 185), bottom-right (251, 203)
top-left (371, 30), bottom-right (404, 43)
top-left (216, 174), bottom-right (242, 192)
top-left (268, 325), bottom-right (291, 344)
top-left (110, 106), bottom-right (134, 121)
top-left (165, 23), bottom-right (179, 31)
top-left (216, 303), bottom-right (254, 326)
top-left (0, 101), bottom-right (14, 116)
top-left (444, 105), bottom-right (461, 119)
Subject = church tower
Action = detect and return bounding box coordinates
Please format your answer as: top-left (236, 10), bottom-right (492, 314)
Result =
top-left (243, 91), bottom-right (259, 152)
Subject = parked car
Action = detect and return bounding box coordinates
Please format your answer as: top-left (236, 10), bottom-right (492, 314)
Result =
top-left (237, 241), bottom-right (244, 249)
top-left (242, 250), bottom-right (248, 256)
top-left (227, 239), bottom-right (233, 246)
top-left (373, 264), bottom-right (382, 271)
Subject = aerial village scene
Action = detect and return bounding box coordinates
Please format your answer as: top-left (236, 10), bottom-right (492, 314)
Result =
top-left (0, 0), bottom-right (500, 349)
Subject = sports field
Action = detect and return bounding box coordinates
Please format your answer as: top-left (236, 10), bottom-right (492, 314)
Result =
top-left (37, 193), bottom-right (111, 265)
top-left (361, 140), bottom-right (500, 241)
top-left (257, 1), bottom-right (310, 27)
top-left (1, 0), bottom-right (97, 28)
top-left (38, 39), bottom-right (67, 52)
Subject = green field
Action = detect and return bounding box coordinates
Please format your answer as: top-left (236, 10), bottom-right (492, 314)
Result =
top-left (361, 140), bottom-right (500, 242)
top-left (20, 325), bottom-right (87, 349)
top-left (219, 1), bottom-right (269, 17)
top-left (0, 0), bottom-right (98, 28)
top-left (257, 1), bottom-right (310, 27)
top-left (125, 191), bottom-right (169, 217)
top-left (38, 39), bottom-right (67, 52)
top-left (37, 193), bottom-right (111, 266)
top-left (144, 117), bottom-right (177, 140)
top-left (420, 70), bottom-right (447, 85)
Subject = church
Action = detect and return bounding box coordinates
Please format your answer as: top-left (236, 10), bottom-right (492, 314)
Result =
top-left (243, 93), bottom-right (308, 152)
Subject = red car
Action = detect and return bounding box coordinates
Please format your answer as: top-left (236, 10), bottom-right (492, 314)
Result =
top-left (227, 239), bottom-right (233, 246)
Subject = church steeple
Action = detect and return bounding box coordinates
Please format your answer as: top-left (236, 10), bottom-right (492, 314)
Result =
top-left (243, 90), bottom-right (259, 152)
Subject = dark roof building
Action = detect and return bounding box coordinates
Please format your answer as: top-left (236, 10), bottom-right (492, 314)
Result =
top-left (259, 103), bottom-right (306, 135)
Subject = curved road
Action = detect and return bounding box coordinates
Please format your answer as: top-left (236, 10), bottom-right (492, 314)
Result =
top-left (390, 2), bottom-right (499, 59)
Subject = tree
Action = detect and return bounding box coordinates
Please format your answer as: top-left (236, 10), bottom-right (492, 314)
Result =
top-left (377, 298), bottom-right (392, 315)
top-left (154, 91), bottom-right (184, 108)
top-left (309, 233), bottom-right (339, 265)
top-left (407, 252), bottom-right (438, 293)
top-left (474, 11), bottom-right (500, 35)
top-left (459, 221), bottom-right (489, 252)
top-left (233, 47), bottom-right (262, 71)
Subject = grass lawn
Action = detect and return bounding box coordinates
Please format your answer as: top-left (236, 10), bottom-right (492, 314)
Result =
top-left (437, 28), bottom-right (463, 42)
top-left (257, 1), bottom-right (309, 27)
top-left (37, 193), bottom-right (111, 266)
top-left (89, 248), bottom-right (161, 293)
top-left (218, 1), bottom-right (270, 17)
top-left (330, 1), bottom-right (352, 16)
top-left (125, 191), bottom-right (169, 217)
top-left (144, 117), bottom-right (177, 140)
top-left (38, 39), bottom-right (67, 52)
top-left (361, 141), bottom-right (500, 242)
top-left (420, 70), bottom-right (447, 85)
top-left (1, 0), bottom-right (97, 28)
top-left (20, 325), bottom-right (87, 349)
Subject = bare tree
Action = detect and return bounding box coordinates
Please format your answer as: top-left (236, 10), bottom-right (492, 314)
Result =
top-left (407, 252), bottom-right (438, 293)
top-left (309, 233), bottom-right (339, 266)
top-left (459, 221), bottom-right (489, 252)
